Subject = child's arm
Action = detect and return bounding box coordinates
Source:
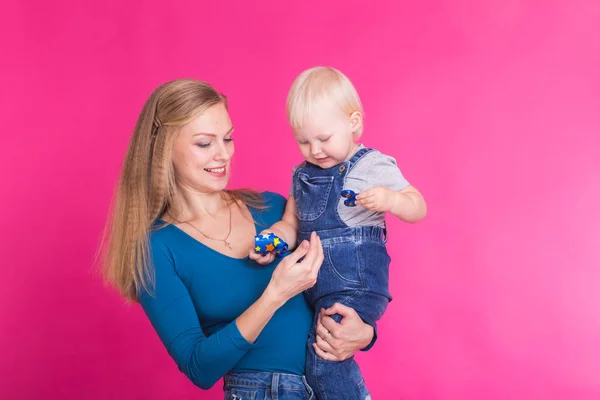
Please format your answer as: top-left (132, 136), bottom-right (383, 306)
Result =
top-left (356, 185), bottom-right (427, 223)
top-left (268, 195), bottom-right (299, 248)
top-left (249, 196), bottom-right (299, 265)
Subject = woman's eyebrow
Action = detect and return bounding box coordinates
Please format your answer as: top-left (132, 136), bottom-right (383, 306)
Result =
top-left (193, 126), bottom-right (234, 137)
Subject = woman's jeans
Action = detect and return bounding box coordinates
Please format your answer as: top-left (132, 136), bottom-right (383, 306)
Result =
top-left (223, 372), bottom-right (315, 400)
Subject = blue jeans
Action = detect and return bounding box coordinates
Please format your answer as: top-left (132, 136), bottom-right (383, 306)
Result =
top-left (223, 372), bottom-right (315, 400)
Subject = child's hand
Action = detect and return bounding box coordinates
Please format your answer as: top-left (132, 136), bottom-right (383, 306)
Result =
top-left (356, 187), bottom-right (396, 212)
top-left (249, 230), bottom-right (277, 265)
top-left (250, 249), bottom-right (276, 265)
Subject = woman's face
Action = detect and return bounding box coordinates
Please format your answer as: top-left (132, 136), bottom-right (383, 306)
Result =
top-left (172, 102), bottom-right (235, 194)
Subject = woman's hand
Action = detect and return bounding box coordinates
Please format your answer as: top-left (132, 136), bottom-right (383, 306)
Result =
top-left (264, 232), bottom-right (323, 305)
top-left (313, 303), bottom-right (374, 361)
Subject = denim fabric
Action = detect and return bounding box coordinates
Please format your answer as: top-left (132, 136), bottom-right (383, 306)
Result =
top-left (223, 372), bottom-right (314, 400)
top-left (293, 147), bottom-right (392, 400)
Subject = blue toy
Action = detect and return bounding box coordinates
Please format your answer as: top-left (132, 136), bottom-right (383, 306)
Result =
top-left (254, 232), bottom-right (289, 257)
top-left (340, 189), bottom-right (359, 207)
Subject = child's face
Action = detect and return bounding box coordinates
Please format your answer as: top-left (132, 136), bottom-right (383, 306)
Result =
top-left (293, 102), bottom-right (359, 169)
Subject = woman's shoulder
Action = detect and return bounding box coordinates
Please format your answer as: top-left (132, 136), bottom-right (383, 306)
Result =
top-left (249, 191), bottom-right (287, 226)
top-left (259, 191), bottom-right (286, 208)
top-left (148, 221), bottom-right (202, 250)
top-left (148, 220), bottom-right (176, 252)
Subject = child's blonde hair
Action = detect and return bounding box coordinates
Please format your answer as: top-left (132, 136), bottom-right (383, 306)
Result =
top-left (286, 66), bottom-right (364, 136)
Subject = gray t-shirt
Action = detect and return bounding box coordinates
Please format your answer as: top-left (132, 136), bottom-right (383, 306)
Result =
top-left (290, 145), bottom-right (410, 228)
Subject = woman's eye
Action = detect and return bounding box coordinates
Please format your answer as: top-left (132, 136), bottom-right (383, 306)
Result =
top-left (224, 137), bottom-right (234, 143)
top-left (196, 143), bottom-right (211, 148)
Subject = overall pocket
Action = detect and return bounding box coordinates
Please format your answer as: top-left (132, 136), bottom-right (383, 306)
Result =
top-left (323, 241), bottom-right (364, 286)
top-left (294, 173), bottom-right (334, 221)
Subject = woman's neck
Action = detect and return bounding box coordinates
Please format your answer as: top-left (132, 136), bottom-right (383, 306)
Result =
top-left (169, 185), bottom-right (229, 222)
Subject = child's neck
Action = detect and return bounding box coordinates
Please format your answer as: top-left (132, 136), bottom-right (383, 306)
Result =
top-left (344, 142), bottom-right (361, 162)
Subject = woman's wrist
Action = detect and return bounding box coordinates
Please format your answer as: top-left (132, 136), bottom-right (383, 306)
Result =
top-left (262, 284), bottom-right (286, 310)
top-left (236, 285), bottom-right (286, 344)
top-left (360, 322), bottom-right (375, 349)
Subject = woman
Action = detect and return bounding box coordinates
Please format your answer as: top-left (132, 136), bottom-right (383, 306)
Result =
top-left (102, 79), bottom-right (376, 399)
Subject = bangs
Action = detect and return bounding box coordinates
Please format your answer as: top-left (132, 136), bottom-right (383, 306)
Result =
top-left (286, 67), bottom-right (363, 129)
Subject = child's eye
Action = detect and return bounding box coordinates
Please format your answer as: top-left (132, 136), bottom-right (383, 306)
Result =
top-left (196, 142), bottom-right (211, 148)
top-left (319, 136), bottom-right (331, 142)
top-left (298, 141), bottom-right (308, 145)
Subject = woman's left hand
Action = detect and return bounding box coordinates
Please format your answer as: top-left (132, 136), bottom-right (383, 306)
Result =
top-left (313, 303), bottom-right (374, 361)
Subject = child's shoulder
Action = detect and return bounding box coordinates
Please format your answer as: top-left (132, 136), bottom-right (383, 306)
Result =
top-left (358, 147), bottom-right (399, 168)
top-left (290, 162), bottom-right (305, 177)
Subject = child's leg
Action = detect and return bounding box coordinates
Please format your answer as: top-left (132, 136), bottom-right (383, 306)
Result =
top-left (306, 291), bottom-right (389, 400)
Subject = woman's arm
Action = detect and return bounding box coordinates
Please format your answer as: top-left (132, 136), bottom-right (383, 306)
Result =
top-left (238, 233), bottom-right (322, 342)
top-left (140, 233), bottom-right (323, 390)
top-left (312, 303), bottom-right (376, 361)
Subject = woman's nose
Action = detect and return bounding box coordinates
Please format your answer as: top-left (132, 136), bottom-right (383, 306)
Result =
top-left (214, 141), bottom-right (230, 161)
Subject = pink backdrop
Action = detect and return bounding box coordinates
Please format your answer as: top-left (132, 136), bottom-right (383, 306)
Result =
top-left (2, 1), bottom-right (599, 399)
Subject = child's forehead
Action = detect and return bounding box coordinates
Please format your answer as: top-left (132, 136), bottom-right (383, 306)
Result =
top-left (293, 117), bottom-right (345, 137)
top-left (312, 97), bottom-right (344, 114)
top-left (298, 116), bottom-right (337, 130)
top-left (303, 105), bottom-right (347, 126)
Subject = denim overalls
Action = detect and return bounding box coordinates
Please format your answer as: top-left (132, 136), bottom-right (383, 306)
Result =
top-left (293, 147), bottom-right (393, 400)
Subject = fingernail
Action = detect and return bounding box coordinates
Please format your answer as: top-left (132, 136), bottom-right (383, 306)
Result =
top-left (302, 241), bottom-right (309, 248)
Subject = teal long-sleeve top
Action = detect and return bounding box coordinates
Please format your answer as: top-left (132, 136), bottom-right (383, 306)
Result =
top-left (138, 192), bottom-right (313, 390)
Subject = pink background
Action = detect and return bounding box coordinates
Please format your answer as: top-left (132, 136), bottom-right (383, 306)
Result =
top-left (2, 1), bottom-right (599, 399)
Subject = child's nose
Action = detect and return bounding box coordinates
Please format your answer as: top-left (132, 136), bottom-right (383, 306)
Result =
top-left (310, 144), bottom-right (320, 155)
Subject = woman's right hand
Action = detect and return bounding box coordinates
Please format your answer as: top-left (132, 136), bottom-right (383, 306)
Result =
top-left (265, 231), bottom-right (323, 305)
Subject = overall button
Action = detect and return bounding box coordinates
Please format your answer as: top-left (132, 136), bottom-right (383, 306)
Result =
top-left (338, 165), bottom-right (346, 172)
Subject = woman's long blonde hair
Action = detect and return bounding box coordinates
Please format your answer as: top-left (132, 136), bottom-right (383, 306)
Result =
top-left (101, 79), bottom-right (263, 302)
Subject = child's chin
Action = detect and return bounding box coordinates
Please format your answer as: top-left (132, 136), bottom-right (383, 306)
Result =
top-left (317, 158), bottom-right (339, 168)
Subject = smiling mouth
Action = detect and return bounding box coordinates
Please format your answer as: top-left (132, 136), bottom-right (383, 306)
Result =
top-left (204, 167), bottom-right (226, 173)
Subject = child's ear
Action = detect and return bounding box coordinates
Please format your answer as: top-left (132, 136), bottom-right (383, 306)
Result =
top-left (349, 111), bottom-right (363, 139)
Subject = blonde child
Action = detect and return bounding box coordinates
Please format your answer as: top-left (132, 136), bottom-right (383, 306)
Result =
top-left (250, 67), bottom-right (426, 399)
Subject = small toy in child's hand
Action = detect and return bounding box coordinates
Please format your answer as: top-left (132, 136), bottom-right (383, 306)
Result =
top-left (341, 189), bottom-right (359, 207)
top-left (254, 232), bottom-right (289, 257)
